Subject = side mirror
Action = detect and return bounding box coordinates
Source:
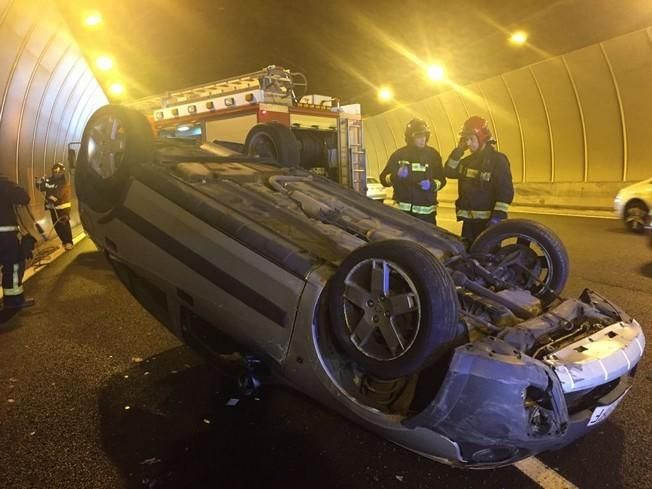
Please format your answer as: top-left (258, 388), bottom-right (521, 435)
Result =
top-left (67, 148), bottom-right (77, 169)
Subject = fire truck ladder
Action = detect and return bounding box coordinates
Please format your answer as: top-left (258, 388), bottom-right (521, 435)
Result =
top-left (126, 66), bottom-right (307, 115)
top-left (338, 116), bottom-right (366, 195)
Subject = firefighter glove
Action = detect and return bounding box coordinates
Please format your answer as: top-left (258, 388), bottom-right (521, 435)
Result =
top-left (396, 165), bottom-right (409, 179)
top-left (418, 179), bottom-right (432, 191)
top-left (450, 147), bottom-right (465, 161)
top-left (488, 211), bottom-right (507, 226)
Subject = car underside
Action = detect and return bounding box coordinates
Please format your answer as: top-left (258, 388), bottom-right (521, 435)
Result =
top-left (75, 105), bottom-right (646, 467)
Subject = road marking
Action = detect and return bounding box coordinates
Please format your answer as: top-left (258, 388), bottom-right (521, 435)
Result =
top-left (515, 457), bottom-right (579, 489)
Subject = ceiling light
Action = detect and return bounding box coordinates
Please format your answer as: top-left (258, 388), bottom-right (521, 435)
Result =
top-left (96, 56), bottom-right (113, 71)
top-left (426, 64), bottom-right (446, 82)
top-left (377, 86), bottom-right (394, 103)
top-left (109, 82), bottom-right (125, 96)
top-left (510, 31), bottom-right (528, 45)
top-left (177, 125), bottom-right (191, 132)
top-left (84, 12), bottom-right (102, 27)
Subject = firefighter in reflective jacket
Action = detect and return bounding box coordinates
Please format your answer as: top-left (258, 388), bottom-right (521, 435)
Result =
top-left (0, 176), bottom-right (35, 309)
top-left (37, 162), bottom-right (73, 250)
top-left (380, 119), bottom-right (446, 225)
top-left (445, 116), bottom-right (514, 244)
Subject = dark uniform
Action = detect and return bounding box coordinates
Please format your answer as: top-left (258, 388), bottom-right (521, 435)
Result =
top-left (38, 164), bottom-right (73, 248)
top-left (0, 176), bottom-right (33, 308)
top-left (380, 120), bottom-right (446, 225)
top-left (445, 143), bottom-right (514, 243)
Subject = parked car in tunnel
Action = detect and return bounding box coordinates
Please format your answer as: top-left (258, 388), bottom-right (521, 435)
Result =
top-left (365, 176), bottom-right (387, 201)
top-left (75, 105), bottom-right (646, 468)
top-left (614, 178), bottom-right (652, 233)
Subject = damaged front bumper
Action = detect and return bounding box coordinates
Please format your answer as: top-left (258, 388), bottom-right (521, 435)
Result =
top-left (405, 290), bottom-right (645, 467)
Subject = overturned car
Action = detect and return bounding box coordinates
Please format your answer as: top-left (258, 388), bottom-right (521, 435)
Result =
top-left (76, 105), bottom-right (645, 468)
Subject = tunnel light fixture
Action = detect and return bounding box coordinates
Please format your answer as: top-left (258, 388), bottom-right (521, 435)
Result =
top-left (426, 64), bottom-right (446, 82)
top-left (109, 82), bottom-right (125, 96)
top-left (96, 55), bottom-right (113, 71)
top-left (377, 86), bottom-right (394, 103)
top-left (84, 12), bottom-right (103, 27)
top-left (510, 31), bottom-right (528, 45)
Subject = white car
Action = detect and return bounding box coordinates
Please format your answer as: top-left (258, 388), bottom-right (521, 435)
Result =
top-left (614, 178), bottom-right (652, 232)
top-left (365, 176), bottom-right (387, 201)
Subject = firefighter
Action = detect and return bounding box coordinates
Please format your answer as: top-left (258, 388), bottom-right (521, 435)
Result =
top-left (445, 115), bottom-right (514, 244)
top-left (0, 175), bottom-right (35, 309)
top-left (380, 119), bottom-right (446, 225)
top-left (37, 162), bottom-right (73, 250)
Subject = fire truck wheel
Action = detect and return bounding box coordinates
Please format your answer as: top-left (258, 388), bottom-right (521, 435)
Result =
top-left (76, 105), bottom-right (154, 213)
top-left (244, 122), bottom-right (300, 167)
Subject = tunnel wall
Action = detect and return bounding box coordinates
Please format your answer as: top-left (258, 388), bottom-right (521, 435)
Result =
top-left (0, 0), bottom-right (107, 231)
top-left (364, 27), bottom-right (652, 210)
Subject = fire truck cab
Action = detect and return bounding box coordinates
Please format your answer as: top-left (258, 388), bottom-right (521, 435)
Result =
top-left (128, 65), bottom-right (367, 194)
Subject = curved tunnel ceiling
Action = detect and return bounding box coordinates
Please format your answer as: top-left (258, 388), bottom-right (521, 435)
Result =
top-left (365, 26), bottom-right (652, 209)
top-left (0, 0), bottom-right (107, 223)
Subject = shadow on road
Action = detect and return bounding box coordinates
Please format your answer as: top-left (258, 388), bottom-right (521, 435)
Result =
top-left (98, 347), bottom-right (338, 489)
top-left (604, 225), bottom-right (630, 235)
top-left (538, 420), bottom-right (626, 488)
top-left (640, 262), bottom-right (652, 278)
top-left (98, 347), bottom-right (537, 489)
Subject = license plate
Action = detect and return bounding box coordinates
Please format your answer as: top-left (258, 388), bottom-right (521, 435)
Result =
top-left (587, 388), bottom-right (630, 427)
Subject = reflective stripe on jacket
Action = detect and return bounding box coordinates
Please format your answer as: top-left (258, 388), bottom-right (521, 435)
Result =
top-left (445, 144), bottom-right (514, 221)
top-left (379, 144), bottom-right (446, 211)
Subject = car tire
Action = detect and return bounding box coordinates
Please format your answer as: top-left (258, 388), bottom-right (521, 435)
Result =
top-left (244, 122), bottom-right (300, 167)
top-left (76, 105), bottom-right (154, 213)
top-left (624, 201), bottom-right (649, 233)
top-left (470, 219), bottom-right (569, 305)
top-left (328, 240), bottom-right (459, 380)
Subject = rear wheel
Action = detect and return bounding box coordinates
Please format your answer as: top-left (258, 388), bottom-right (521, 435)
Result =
top-left (76, 105), bottom-right (154, 213)
top-left (470, 219), bottom-right (569, 305)
top-left (244, 122), bottom-right (300, 167)
top-left (328, 240), bottom-right (459, 379)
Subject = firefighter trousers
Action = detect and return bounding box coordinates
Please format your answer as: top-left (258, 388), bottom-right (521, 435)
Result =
top-left (401, 210), bottom-right (437, 226)
top-left (461, 219), bottom-right (489, 245)
top-left (49, 208), bottom-right (72, 245)
top-left (0, 231), bottom-right (27, 307)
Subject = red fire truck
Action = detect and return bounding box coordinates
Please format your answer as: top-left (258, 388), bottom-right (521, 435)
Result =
top-left (127, 65), bottom-right (366, 194)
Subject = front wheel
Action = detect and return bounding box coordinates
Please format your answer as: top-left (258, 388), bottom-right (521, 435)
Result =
top-left (327, 240), bottom-right (459, 379)
top-left (470, 219), bottom-right (569, 305)
top-left (624, 202), bottom-right (649, 233)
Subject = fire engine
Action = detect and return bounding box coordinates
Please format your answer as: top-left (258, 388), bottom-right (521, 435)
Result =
top-left (127, 65), bottom-right (366, 194)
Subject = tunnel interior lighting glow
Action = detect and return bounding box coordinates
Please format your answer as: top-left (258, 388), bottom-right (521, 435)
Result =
top-left (109, 82), bottom-right (125, 96)
top-left (85, 12), bottom-right (102, 27)
top-left (96, 56), bottom-right (113, 71)
top-left (510, 31), bottom-right (528, 45)
top-left (426, 64), bottom-right (446, 82)
top-left (377, 86), bottom-right (394, 102)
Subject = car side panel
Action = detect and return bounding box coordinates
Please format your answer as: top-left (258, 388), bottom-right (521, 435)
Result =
top-left (84, 179), bottom-right (306, 363)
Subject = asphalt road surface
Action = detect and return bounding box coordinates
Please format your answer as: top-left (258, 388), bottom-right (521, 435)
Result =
top-left (0, 212), bottom-right (650, 489)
